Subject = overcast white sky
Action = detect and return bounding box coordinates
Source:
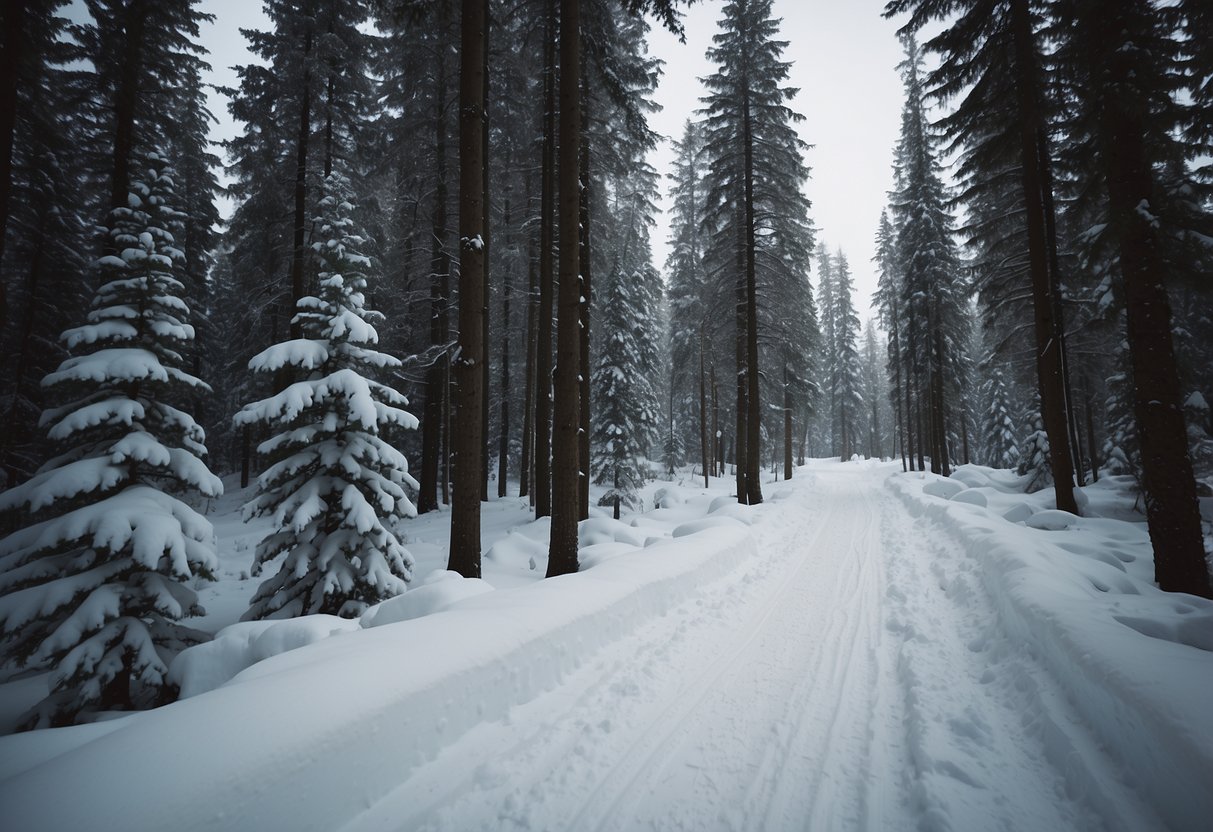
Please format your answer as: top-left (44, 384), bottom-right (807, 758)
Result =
top-left (196, 1), bottom-right (915, 320)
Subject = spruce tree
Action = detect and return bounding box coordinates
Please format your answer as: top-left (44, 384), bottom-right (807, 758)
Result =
top-left (0, 154), bottom-right (221, 728)
top-left (701, 0), bottom-right (813, 504)
top-left (831, 250), bottom-right (865, 460)
top-left (236, 172), bottom-right (418, 620)
top-left (982, 364), bottom-right (1019, 469)
top-left (591, 265), bottom-right (661, 519)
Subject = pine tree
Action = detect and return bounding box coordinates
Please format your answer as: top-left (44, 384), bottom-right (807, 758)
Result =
top-left (889, 34), bottom-right (968, 476)
top-left (591, 266), bottom-right (661, 519)
top-left (701, 0), bottom-right (813, 504)
top-left (0, 154), bottom-right (221, 728)
top-left (832, 250), bottom-right (865, 460)
top-left (982, 364), bottom-right (1018, 469)
top-left (236, 172), bottom-right (418, 620)
top-left (1017, 407), bottom-right (1051, 493)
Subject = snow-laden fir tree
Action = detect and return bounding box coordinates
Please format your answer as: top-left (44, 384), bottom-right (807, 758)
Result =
top-left (831, 250), bottom-right (865, 460)
top-left (591, 265), bottom-right (662, 519)
top-left (1017, 407), bottom-right (1052, 493)
top-left (0, 154), bottom-right (221, 728)
top-left (236, 172), bottom-right (418, 620)
top-left (981, 364), bottom-right (1018, 469)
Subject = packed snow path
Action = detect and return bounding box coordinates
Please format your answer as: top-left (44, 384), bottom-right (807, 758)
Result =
top-left (345, 464), bottom-right (1161, 832)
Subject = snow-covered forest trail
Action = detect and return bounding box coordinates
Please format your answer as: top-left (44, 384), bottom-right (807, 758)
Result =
top-left (344, 463), bottom-right (1159, 832)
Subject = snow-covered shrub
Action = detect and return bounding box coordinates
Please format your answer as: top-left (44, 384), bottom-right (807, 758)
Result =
top-left (0, 154), bottom-right (222, 728)
top-left (235, 171), bottom-right (419, 620)
top-left (981, 367), bottom-right (1018, 469)
top-left (1016, 411), bottom-right (1052, 493)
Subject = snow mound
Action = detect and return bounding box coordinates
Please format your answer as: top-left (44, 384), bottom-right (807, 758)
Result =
top-left (1002, 502), bottom-right (1035, 523)
top-left (671, 515), bottom-right (747, 538)
top-left (949, 488), bottom-right (988, 507)
top-left (169, 615), bottom-right (361, 699)
top-left (361, 572), bottom-right (495, 628)
top-left (1025, 509), bottom-right (1078, 531)
top-left (484, 531), bottom-right (547, 571)
top-left (922, 477), bottom-right (965, 499)
top-left (579, 517), bottom-right (646, 547)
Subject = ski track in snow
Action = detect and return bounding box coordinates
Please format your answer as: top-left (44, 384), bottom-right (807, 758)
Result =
top-left (342, 464), bottom-right (1160, 832)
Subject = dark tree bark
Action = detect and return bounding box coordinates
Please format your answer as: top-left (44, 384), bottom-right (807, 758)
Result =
top-left (783, 364), bottom-right (793, 479)
top-left (480, 0), bottom-right (492, 502)
top-left (107, 0), bottom-right (148, 239)
top-left (520, 191), bottom-right (538, 500)
top-left (288, 25), bottom-right (314, 339)
top-left (547, 0), bottom-right (581, 578)
top-left (0, 0), bottom-right (25, 307)
top-left (577, 99), bottom-right (592, 521)
top-left (497, 191), bottom-right (512, 500)
top-left (418, 38), bottom-right (452, 515)
top-left (449, 0), bottom-right (488, 579)
top-left (741, 92), bottom-right (762, 505)
top-left (534, 0), bottom-right (557, 518)
top-left (699, 337), bottom-right (709, 488)
top-left (1008, 0), bottom-right (1078, 514)
top-left (1100, 85), bottom-right (1211, 597)
top-left (734, 235), bottom-right (748, 502)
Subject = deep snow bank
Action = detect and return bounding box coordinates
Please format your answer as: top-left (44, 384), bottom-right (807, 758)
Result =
top-left (889, 466), bottom-right (1213, 832)
top-left (0, 496), bottom-right (761, 832)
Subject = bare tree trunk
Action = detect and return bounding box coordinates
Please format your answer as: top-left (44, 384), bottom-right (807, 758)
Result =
top-left (534, 0), bottom-right (557, 518)
top-left (742, 92), bottom-right (763, 505)
top-left (1009, 0), bottom-right (1078, 513)
top-left (783, 364), bottom-right (793, 479)
top-left (480, 0), bottom-right (492, 503)
top-left (449, 0), bottom-right (488, 579)
top-left (497, 191), bottom-right (512, 499)
top-left (578, 100), bottom-right (592, 520)
top-left (520, 187), bottom-right (538, 500)
top-left (288, 24), bottom-right (313, 339)
top-left (699, 339), bottom-right (709, 488)
top-left (547, 0), bottom-right (581, 578)
top-left (418, 39), bottom-right (451, 515)
top-left (1084, 378), bottom-right (1100, 483)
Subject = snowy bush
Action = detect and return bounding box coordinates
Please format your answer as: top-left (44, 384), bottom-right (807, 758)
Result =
top-left (0, 154), bottom-right (222, 728)
top-left (235, 171), bottom-right (419, 620)
top-left (1016, 410), bottom-right (1052, 493)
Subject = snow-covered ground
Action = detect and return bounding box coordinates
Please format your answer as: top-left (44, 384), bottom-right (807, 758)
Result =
top-left (1, 460), bottom-right (1211, 831)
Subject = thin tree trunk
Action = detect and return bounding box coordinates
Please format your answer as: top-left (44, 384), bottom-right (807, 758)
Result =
top-left (742, 90), bottom-right (762, 505)
top-left (578, 99), bottom-right (592, 520)
top-left (449, 0), bottom-right (487, 579)
top-left (1084, 378), bottom-right (1099, 483)
top-left (480, 1), bottom-right (492, 503)
top-left (418, 40), bottom-right (451, 515)
top-left (1009, 0), bottom-right (1078, 513)
top-left (711, 366), bottom-right (721, 477)
top-left (519, 188), bottom-right (538, 500)
top-left (288, 25), bottom-right (314, 339)
top-left (534, 0), bottom-right (557, 518)
top-left (498, 191), bottom-right (512, 499)
top-left (699, 338), bottom-right (709, 488)
top-left (734, 241), bottom-right (748, 502)
top-left (783, 364), bottom-right (793, 479)
top-left (107, 0), bottom-right (148, 244)
top-left (546, 0), bottom-right (581, 578)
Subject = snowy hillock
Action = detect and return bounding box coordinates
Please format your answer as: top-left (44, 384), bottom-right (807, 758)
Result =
top-left (889, 465), bottom-right (1213, 832)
